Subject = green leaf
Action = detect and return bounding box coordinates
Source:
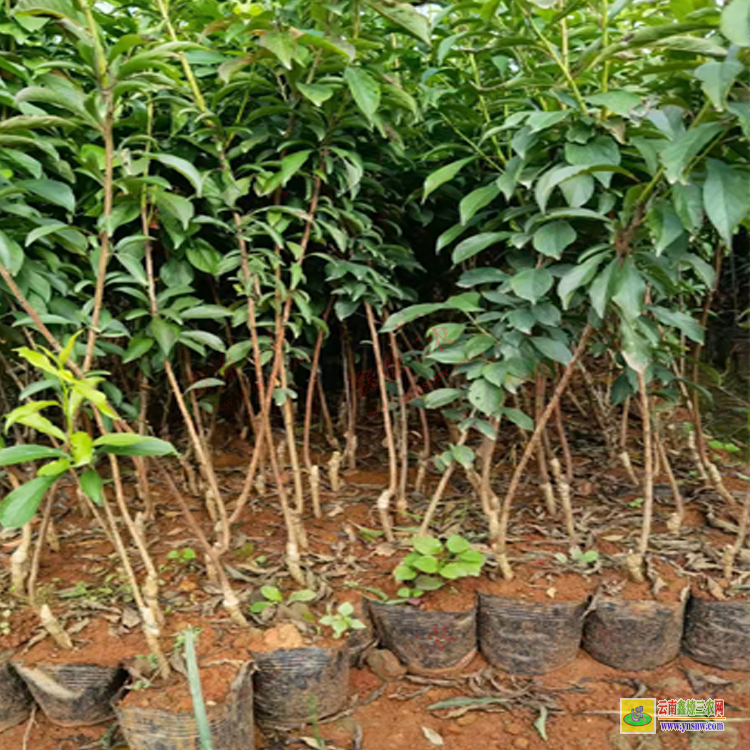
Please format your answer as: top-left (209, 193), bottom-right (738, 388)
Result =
top-left (69, 431), bottom-right (93, 466)
top-left (151, 317), bottom-right (180, 358)
top-left (651, 306), bottom-right (704, 344)
top-left (0, 444), bottom-right (65, 466)
top-left (511, 267), bottom-right (553, 304)
top-left (19, 179), bottom-right (75, 212)
top-left (440, 562), bottom-right (469, 580)
top-left (721, 0), bottom-right (750, 46)
top-left (366, 0), bottom-right (431, 45)
top-left (79, 468), bottom-right (103, 506)
top-left (450, 444), bottom-right (475, 467)
top-left (414, 555), bottom-right (439, 573)
top-left (123, 337), bottom-right (154, 364)
top-left (423, 157), bottom-right (474, 202)
top-left (502, 407), bottom-right (533, 430)
top-left (468, 378), bottom-right (502, 417)
top-left (344, 67), bottom-right (381, 125)
top-left (394, 564), bottom-right (417, 581)
top-left (423, 388), bottom-right (464, 408)
top-left (452, 232), bottom-right (506, 264)
top-left (446, 535), bottom-right (470, 554)
top-left (0, 475), bottom-right (55, 528)
top-left (0, 230), bottom-right (25, 275)
top-left (532, 336), bottom-right (572, 365)
top-left (380, 303), bottom-right (443, 332)
top-left (288, 589), bottom-right (316, 603)
top-left (156, 192), bottom-right (194, 231)
top-left (535, 165), bottom-right (587, 213)
top-left (259, 30), bottom-right (295, 69)
top-left (460, 184), bottom-right (500, 225)
top-left (261, 585), bottom-right (283, 602)
top-left (93, 433), bottom-right (178, 457)
top-left (526, 110), bottom-right (569, 133)
top-left (181, 305), bottom-right (232, 320)
top-left (589, 258), bottom-right (619, 318)
top-left (612, 260), bottom-right (646, 322)
top-left (297, 83), bottom-right (335, 106)
top-left (414, 574), bottom-right (443, 591)
top-left (185, 378), bottom-right (224, 394)
top-left (151, 154), bottom-right (204, 196)
top-left (585, 90), bottom-right (641, 116)
top-left (660, 123), bottom-right (724, 184)
top-left (703, 159), bottom-right (750, 246)
top-left (558, 253), bottom-right (607, 309)
top-left (413, 536), bottom-right (443, 556)
top-left (532, 221), bottom-right (576, 259)
top-left (694, 60), bottom-right (743, 111)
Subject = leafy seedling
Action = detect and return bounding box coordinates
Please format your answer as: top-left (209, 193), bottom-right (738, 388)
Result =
top-left (554, 547), bottom-right (600, 570)
top-left (393, 534), bottom-right (485, 598)
top-left (318, 602), bottom-right (366, 639)
top-left (250, 585), bottom-right (316, 615)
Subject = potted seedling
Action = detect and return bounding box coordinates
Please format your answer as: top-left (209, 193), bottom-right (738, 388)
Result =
top-left (249, 597), bottom-right (359, 728)
top-left (367, 534), bottom-right (484, 675)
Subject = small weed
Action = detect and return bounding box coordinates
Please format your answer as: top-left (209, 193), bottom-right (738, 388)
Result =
top-left (318, 602), bottom-right (366, 639)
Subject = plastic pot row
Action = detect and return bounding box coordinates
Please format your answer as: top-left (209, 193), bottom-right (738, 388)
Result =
top-left (368, 593), bottom-right (749, 676)
top-left (1, 592), bottom-right (746, 746)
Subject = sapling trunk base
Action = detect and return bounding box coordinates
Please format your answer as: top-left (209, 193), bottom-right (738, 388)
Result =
top-left (39, 604), bottom-right (72, 651)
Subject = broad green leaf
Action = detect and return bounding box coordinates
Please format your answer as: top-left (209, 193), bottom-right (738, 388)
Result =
top-left (589, 258), bottom-right (619, 318)
top-left (259, 30), bottom-right (295, 69)
top-left (288, 589), bottom-right (316, 603)
top-left (19, 179), bottom-right (75, 212)
top-left (261, 585), bottom-right (283, 602)
top-left (585, 90), bottom-right (641, 116)
top-left (380, 303), bottom-right (443, 332)
top-left (440, 562), bottom-right (470, 580)
top-left (510, 267), bottom-right (553, 304)
top-left (0, 444), bottom-right (65, 466)
top-left (703, 159), bottom-right (750, 246)
top-left (79, 468), bottom-right (103, 506)
top-left (535, 165), bottom-right (588, 212)
top-left (123, 337), bottom-right (154, 364)
top-left (423, 388), bottom-right (464, 408)
top-left (532, 336), bottom-right (572, 365)
top-left (181, 305), bottom-right (232, 320)
top-left (414, 555), bottom-right (440, 573)
top-left (450, 444), bottom-right (475, 467)
top-left (452, 231), bottom-right (506, 264)
top-left (156, 192), bottom-right (194, 231)
top-left (620, 318), bottom-right (650, 373)
top-left (0, 230), bottom-right (25, 275)
top-left (660, 123), bottom-right (724, 184)
top-left (526, 110), bottom-right (569, 133)
top-left (612, 259), bottom-right (646, 322)
top-left (151, 154), bottom-right (203, 196)
top-left (344, 67), bottom-right (381, 125)
top-left (423, 157), bottom-right (474, 202)
top-left (151, 317), bottom-right (180, 357)
top-left (93, 433), bottom-right (178, 457)
top-left (502, 406), bottom-right (533, 430)
top-left (446, 535), bottom-right (470, 554)
top-left (0, 475), bottom-right (56, 528)
top-left (394, 564), bottom-right (417, 581)
top-left (69, 431), bottom-right (93, 466)
top-left (366, 0), bottom-right (431, 45)
top-left (558, 253), bottom-right (607, 309)
top-left (721, 0), bottom-right (750, 46)
top-left (468, 378), bottom-right (502, 416)
top-left (185, 378), bottom-right (224, 393)
top-left (460, 184), bottom-right (500, 225)
top-left (280, 150), bottom-right (312, 185)
top-left (413, 536), bottom-right (443, 556)
top-left (694, 60), bottom-right (743, 111)
top-left (651, 306), bottom-right (704, 343)
top-left (532, 221), bottom-right (576, 259)
top-left (297, 83), bottom-right (334, 106)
